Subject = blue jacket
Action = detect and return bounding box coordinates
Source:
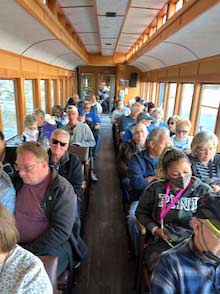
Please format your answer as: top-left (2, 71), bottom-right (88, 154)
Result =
top-left (128, 149), bottom-right (156, 201)
top-left (0, 169), bottom-right (16, 214)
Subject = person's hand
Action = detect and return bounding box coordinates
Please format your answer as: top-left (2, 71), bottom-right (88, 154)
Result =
top-left (155, 228), bottom-right (170, 243)
top-left (211, 184), bottom-right (220, 193)
top-left (145, 176), bottom-right (155, 182)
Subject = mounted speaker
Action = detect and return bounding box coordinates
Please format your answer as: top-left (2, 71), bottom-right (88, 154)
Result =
top-left (130, 72), bottom-right (138, 87)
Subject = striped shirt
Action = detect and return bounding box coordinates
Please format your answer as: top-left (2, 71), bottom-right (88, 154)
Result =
top-left (150, 237), bottom-right (220, 294)
top-left (195, 160), bottom-right (217, 182)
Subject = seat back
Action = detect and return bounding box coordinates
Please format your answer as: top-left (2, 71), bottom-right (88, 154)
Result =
top-left (39, 255), bottom-right (58, 294)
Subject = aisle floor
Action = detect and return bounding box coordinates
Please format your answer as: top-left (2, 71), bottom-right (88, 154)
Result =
top-left (77, 114), bottom-right (136, 294)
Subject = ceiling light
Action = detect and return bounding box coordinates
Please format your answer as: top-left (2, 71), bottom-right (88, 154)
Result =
top-left (105, 43), bottom-right (112, 45)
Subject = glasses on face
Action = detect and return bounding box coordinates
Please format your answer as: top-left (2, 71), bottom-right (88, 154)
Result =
top-left (201, 220), bottom-right (220, 240)
top-left (15, 161), bottom-right (43, 173)
top-left (197, 147), bottom-right (216, 153)
top-left (176, 130), bottom-right (188, 134)
top-left (51, 138), bottom-right (68, 147)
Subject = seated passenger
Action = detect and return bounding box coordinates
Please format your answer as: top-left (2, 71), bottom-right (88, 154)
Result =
top-left (123, 111), bottom-right (155, 141)
top-left (167, 115), bottom-right (180, 137)
top-left (117, 123), bottom-right (148, 204)
top-left (65, 94), bottom-right (82, 110)
top-left (63, 105), bottom-right (96, 147)
top-left (0, 131), bottom-right (6, 162)
top-left (151, 108), bottom-right (168, 128)
top-left (188, 131), bottom-right (220, 193)
top-left (150, 192), bottom-right (220, 294)
top-left (22, 114), bottom-right (39, 142)
top-left (52, 105), bottom-right (68, 128)
top-left (128, 127), bottom-right (171, 255)
top-left (136, 148), bottom-right (211, 272)
top-left (0, 162), bottom-right (16, 214)
top-left (118, 102), bottom-right (143, 139)
top-left (171, 118), bottom-right (193, 154)
top-left (14, 142), bottom-right (85, 276)
top-left (0, 203), bottom-right (53, 293)
top-left (48, 129), bottom-right (83, 213)
top-left (111, 99), bottom-right (131, 124)
top-left (83, 101), bottom-right (101, 157)
top-left (33, 109), bottom-right (56, 143)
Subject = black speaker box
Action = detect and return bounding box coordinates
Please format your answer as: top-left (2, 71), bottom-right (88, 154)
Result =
top-left (130, 72), bottom-right (138, 87)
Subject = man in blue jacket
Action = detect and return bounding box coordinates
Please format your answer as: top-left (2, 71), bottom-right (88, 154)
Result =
top-left (128, 127), bottom-right (170, 255)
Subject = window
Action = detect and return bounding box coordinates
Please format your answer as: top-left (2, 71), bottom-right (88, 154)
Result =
top-left (152, 82), bottom-right (157, 103)
top-left (197, 84), bottom-right (220, 132)
top-left (40, 80), bottom-right (46, 113)
top-left (0, 80), bottom-right (18, 139)
top-left (176, 0), bottom-right (183, 12)
top-left (179, 83), bottom-right (194, 119)
top-left (166, 83), bottom-right (177, 120)
top-left (58, 80), bottom-right (62, 105)
top-left (24, 80), bottom-right (34, 114)
top-left (51, 79), bottom-right (55, 109)
top-left (146, 82), bottom-right (151, 100)
top-left (159, 82), bottom-right (165, 107)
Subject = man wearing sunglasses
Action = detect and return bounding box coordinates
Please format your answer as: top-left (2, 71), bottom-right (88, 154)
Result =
top-left (13, 141), bottom-right (86, 277)
top-left (150, 192), bottom-right (220, 294)
top-left (48, 129), bottom-right (83, 214)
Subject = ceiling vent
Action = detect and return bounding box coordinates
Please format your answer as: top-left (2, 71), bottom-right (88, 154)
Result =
top-left (105, 12), bottom-right (117, 17)
top-left (105, 43), bottom-right (112, 46)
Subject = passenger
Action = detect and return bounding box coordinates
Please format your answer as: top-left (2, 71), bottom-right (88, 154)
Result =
top-left (128, 127), bottom-right (171, 255)
top-left (111, 99), bottom-right (131, 124)
top-left (188, 131), bottom-right (220, 193)
top-left (48, 129), bottom-right (83, 213)
top-left (0, 162), bottom-right (16, 214)
top-left (65, 94), bottom-right (82, 109)
top-left (117, 122), bottom-right (148, 204)
top-left (150, 192), bottom-right (220, 294)
top-left (123, 111), bottom-right (155, 141)
top-left (77, 108), bottom-right (98, 182)
top-left (33, 109), bottom-right (56, 142)
top-left (147, 101), bottom-right (155, 115)
top-left (0, 203), bottom-right (53, 293)
top-left (22, 114), bottom-right (39, 142)
top-left (151, 108), bottom-right (168, 128)
top-left (119, 102), bottom-right (143, 139)
top-left (52, 105), bottom-right (68, 128)
top-left (89, 94), bottom-right (103, 117)
top-left (171, 118), bottom-right (193, 154)
top-left (13, 141), bottom-right (84, 276)
top-left (167, 115), bottom-right (181, 137)
top-left (63, 105), bottom-right (96, 147)
top-left (136, 147), bottom-right (211, 272)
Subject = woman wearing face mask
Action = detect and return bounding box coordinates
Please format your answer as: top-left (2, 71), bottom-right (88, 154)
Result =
top-left (111, 99), bottom-right (131, 124)
top-left (136, 147), bottom-right (211, 273)
top-left (22, 115), bottom-right (39, 142)
top-left (151, 108), bottom-right (168, 128)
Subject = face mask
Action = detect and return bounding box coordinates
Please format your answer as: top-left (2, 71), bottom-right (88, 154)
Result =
top-left (23, 128), bottom-right (39, 141)
top-left (169, 175), bottom-right (191, 189)
top-left (118, 104), bottom-right (124, 110)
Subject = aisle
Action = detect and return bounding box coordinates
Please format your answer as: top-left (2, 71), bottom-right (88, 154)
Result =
top-left (78, 114), bottom-right (135, 294)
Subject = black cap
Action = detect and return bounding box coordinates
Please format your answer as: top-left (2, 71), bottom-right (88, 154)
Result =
top-left (195, 192), bottom-right (220, 230)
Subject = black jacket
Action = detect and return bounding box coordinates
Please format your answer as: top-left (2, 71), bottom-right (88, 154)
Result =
top-left (13, 168), bottom-right (87, 267)
top-left (48, 150), bottom-right (83, 200)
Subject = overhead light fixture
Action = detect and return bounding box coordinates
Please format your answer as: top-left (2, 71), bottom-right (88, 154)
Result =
top-left (105, 12), bottom-right (117, 17)
top-left (105, 43), bottom-right (112, 45)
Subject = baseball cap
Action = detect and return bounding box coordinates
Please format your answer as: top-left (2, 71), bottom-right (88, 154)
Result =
top-left (137, 112), bottom-right (154, 123)
top-left (67, 105), bottom-right (78, 113)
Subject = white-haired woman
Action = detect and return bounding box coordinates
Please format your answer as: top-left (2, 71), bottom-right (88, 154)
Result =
top-left (188, 130), bottom-right (220, 193)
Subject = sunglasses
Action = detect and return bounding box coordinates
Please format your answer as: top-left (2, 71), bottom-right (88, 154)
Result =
top-left (51, 138), bottom-right (68, 147)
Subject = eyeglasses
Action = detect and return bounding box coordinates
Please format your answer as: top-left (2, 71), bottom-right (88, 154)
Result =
top-left (201, 220), bottom-right (220, 240)
top-left (15, 161), bottom-right (43, 173)
top-left (197, 147), bottom-right (216, 153)
top-left (51, 138), bottom-right (68, 147)
top-left (176, 130), bottom-right (188, 134)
